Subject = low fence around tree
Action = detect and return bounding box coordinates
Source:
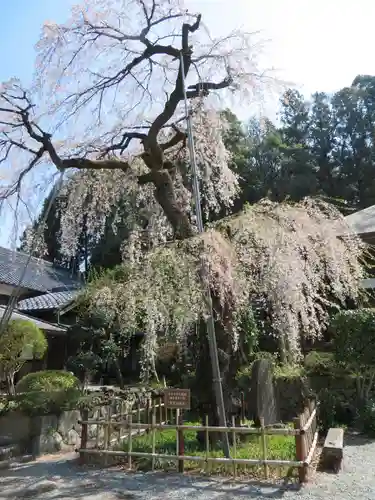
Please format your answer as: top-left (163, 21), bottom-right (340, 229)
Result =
top-left (78, 395), bottom-right (318, 483)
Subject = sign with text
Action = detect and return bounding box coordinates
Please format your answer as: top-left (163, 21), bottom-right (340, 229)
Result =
top-left (164, 389), bottom-right (191, 410)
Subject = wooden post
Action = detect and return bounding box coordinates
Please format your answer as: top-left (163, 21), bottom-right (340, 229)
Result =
top-left (146, 398), bottom-right (150, 433)
top-left (175, 409), bottom-right (185, 473)
top-left (159, 397), bottom-right (163, 424)
top-left (151, 414), bottom-right (156, 471)
top-left (118, 401), bottom-right (123, 444)
top-left (232, 416), bottom-right (237, 478)
top-left (107, 405), bottom-right (112, 446)
top-left (137, 403), bottom-right (141, 434)
top-left (95, 409), bottom-right (100, 449)
top-left (152, 397), bottom-right (156, 425)
top-left (240, 391), bottom-right (245, 425)
top-left (178, 410), bottom-right (185, 473)
top-left (205, 415), bottom-right (209, 475)
top-left (128, 413), bottom-right (133, 470)
top-left (294, 416), bottom-right (308, 483)
top-left (79, 409), bottom-right (88, 465)
top-left (104, 405), bottom-right (111, 467)
top-left (260, 417), bottom-right (268, 479)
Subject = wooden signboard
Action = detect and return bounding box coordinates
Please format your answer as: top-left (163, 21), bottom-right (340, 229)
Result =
top-left (164, 389), bottom-right (191, 410)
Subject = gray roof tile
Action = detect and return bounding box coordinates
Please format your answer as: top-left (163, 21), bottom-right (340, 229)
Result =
top-left (0, 247), bottom-right (81, 293)
top-left (17, 290), bottom-right (78, 312)
top-left (0, 305), bottom-right (66, 333)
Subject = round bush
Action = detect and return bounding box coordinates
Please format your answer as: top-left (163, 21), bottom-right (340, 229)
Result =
top-left (16, 370), bottom-right (80, 393)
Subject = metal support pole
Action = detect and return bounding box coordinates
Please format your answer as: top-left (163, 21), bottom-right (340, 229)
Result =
top-left (180, 53), bottom-right (230, 458)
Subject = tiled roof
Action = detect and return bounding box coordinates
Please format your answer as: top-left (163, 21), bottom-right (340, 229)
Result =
top-left (0, 305), bottom-right (66, 333)
top-left (17, 290), bottom-right (78, 312)
top-left (0, 246), bottom-right (81, 293)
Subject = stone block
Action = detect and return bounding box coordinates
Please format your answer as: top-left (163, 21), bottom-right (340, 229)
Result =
top-left (321, 427), bottom-right (344, 472)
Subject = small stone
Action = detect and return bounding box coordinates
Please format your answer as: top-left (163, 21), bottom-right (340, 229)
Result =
top-left (114, 491), bottom-right (137, 499)
top-left (66, 428), bottom-right (80, 446)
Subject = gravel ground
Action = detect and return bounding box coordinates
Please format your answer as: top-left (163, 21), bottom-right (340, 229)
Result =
top-left (0, 434), bottom-right (374, 499)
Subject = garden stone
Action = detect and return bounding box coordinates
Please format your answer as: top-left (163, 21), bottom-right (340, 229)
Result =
top-left (57, 410), bottom-right (81, 440)
top-left (88, 423), bottom-right (105, 441)
top-left (40, 431), bottom-right (63, 454)
top-left (66, 428), bottom-right (81, 447)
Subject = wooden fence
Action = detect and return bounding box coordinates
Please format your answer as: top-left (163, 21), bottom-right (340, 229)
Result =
top-left (78, 397), bottom-right (318, 483)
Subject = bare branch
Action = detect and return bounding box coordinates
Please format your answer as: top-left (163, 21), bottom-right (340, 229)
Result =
top-left (160, 126), bottom-right (186, 151)
top-left (1, 2), bottom-right (269, 245)
top-left (148, 14), bottom-right (202, 146)
top-left (61, 157), bottom-right (131, 173)
top-left (186, 76), bottom-right (233, 98)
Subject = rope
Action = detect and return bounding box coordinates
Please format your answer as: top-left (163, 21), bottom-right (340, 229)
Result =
top-left (0, 171), bottom-right (65, 336)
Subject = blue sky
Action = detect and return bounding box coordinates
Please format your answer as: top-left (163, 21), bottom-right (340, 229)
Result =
top-left (3, 1), bottom-right (375, 106)
top-left (0, 1), bottom-right (74, 85)
top-left (1, 0), bottom-right (375, 247)
top-left (0, 0), bottom-right (375, 107)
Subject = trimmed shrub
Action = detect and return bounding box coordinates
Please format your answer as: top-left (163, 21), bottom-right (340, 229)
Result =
top-left (16, 370), bottom-right (80, 393)
top-left (0, 388), bottom-right (83, 417)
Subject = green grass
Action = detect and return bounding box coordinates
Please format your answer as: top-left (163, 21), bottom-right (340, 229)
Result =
top-left (121, 421), bottom-right (296, 477)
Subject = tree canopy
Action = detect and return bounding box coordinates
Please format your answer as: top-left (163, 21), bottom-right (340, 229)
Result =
top-left (235, 77), bottom-right (375, 211)
top-left (0, 0), bottom-right (266, 253)
top-left (78, 198), bottom-right (363, 373)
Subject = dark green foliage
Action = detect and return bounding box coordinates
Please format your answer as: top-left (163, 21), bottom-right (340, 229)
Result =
top-left (304, 351), bottom-right (337, 376)
top-left (305, 350), bottom-right (359, 431)
top-left (331, 309), bottom-right (375, 368)
top-left (16, 370), bottom-right (80, 393)
top-left (317, 389), bottom-right (356, 433)
top-left (66, 295), bottom-right (132, 388)
top-left (234, 75), bottom-right (375, 212)
top-left (0, 389), bottom-right (82, 417)
top-left (357, 399), bottom-right (375, 436)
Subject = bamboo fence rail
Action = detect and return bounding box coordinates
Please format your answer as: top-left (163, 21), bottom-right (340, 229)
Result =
top-left (78, 397), bottom-right (318, 483)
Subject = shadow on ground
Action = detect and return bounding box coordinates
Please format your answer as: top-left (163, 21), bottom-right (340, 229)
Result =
top-left (0, 455), bottom-right (301, 499)
top-left (343, 431), bottom-right (375, 448)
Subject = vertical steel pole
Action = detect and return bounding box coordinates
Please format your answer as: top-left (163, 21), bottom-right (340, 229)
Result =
top-left (180, 54), bottom-right (230, 458)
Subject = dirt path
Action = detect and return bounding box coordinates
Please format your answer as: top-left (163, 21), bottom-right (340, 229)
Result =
top-left (0, 434), bottom-right (373, 499)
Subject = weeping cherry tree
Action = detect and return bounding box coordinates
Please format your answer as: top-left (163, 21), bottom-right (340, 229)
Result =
top-left (0, 0), bottom-right (364, 423)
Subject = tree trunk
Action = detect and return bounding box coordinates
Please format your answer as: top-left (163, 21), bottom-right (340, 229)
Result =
top-left (113, 357), bottom-right (124, 389)
top-left (6, 373), bottom-right (15, 396)
top-left (150, 162), bottom-right (238, 445)
top-left (152, 170), bottom-right (194, 240)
